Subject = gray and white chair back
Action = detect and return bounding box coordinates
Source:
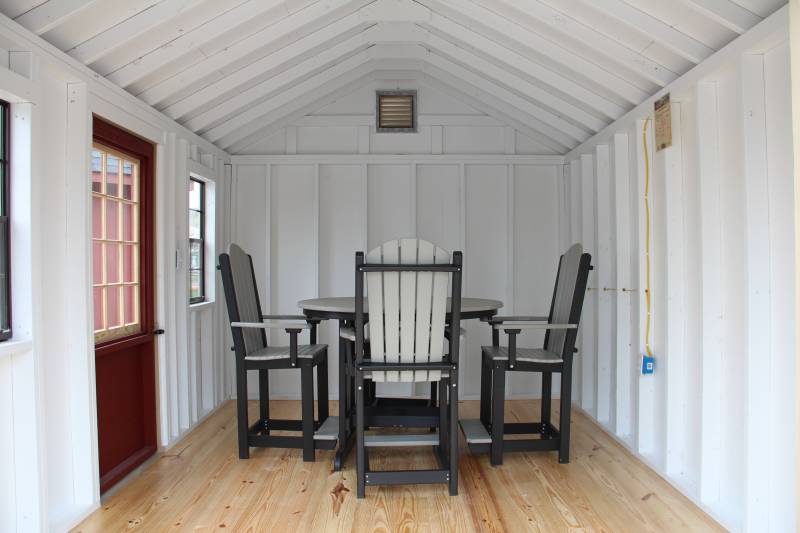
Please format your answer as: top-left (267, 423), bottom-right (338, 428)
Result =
top-left (220, 243), bottom-right (267, 358)
top-left (358, 238), bottom-right (460, 382)
top-left (545, 243), bottom-right (585, 357)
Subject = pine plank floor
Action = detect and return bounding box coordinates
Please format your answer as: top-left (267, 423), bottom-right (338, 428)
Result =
top-left (72, 400), bottom-right (724, 532)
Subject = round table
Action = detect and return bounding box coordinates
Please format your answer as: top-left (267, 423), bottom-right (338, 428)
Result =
top-left (298, 296), bottom-right (503, 321)
top-left (298, 296), bottom-right (503, 471)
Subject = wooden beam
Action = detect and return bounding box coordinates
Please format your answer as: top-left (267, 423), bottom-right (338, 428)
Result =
top-left (679, 0), bottom-right (761, 34)
top-left (479, 0), bottom-right (677, 88)
top-left (204, 43), bottom-right (578, 154)
top-left (589, 0), bottom-right (714, 64)
top-left (105, 0), bottom-right (317, 88)
top-left (14, 0), bottom-right (102, 35)
top-left (183, 31), bottom-right (378, 134)
top-left (140, 2), bottom-right (373, 108)
top-left (159, 15), bottom-right (370, 116)
top-left (423, 11), bottom-right (626, 120)
top-left (418, 0), bottom-right (649, 105)
top-left (67, 0), bottom-right (207, 65)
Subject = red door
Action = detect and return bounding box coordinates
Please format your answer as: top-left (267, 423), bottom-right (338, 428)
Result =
top-left (91, 117), bottom-right (156, 493)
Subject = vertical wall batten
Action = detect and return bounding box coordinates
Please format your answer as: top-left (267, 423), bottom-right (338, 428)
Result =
top-left (594, 144), bottom-right (614, 426)
top-left (580, 154), bottom-right (597, 415)
top-left (613, 133), bottom-right (632, 440)
top-left (561, 35), bottom-right (795, 531)
top-left (741, 53), bottom-right (772, 530)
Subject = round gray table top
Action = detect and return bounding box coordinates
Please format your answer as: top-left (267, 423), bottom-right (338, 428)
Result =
top-left (298, 296), bottom-right (503, 320)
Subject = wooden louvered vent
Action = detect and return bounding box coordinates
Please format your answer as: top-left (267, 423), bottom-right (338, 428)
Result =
top-left (376, 91), bottom-right (416, 132)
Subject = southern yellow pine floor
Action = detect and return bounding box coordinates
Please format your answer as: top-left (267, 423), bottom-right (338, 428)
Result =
top-left (73, 400), bottom-right (723, 532)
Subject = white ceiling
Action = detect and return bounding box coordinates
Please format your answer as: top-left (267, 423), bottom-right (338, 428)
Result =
top-left (0, 0), bottom-right (786, 154)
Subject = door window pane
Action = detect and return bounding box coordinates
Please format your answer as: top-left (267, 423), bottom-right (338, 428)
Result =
top-left (92, 143), bottom-right (142, 343)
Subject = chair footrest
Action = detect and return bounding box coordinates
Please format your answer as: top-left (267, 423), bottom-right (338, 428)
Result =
top-left (364, 434), bottom-right (439, 447)
top-left (314, 416), bottom-right (339, 441)
top-left (459, 419), bottom-right (492, 444)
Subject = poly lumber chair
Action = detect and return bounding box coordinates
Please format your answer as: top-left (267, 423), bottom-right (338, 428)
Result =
top-left (460, 243), bottom-right (591, 465)
top-left (353, 238), bottom-right (462, 497)
top-left (219, 243), bottom-right (335, 461)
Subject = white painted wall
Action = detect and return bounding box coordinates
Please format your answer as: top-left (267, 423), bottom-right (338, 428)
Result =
top-left (230, 156), bottom-right (562, 401)
top-left (229, 78), bottom-right (563, 401)
top-left (0, 18), bottom-right (232, 533)
top-left (564, 38), bottom-right (796, 533)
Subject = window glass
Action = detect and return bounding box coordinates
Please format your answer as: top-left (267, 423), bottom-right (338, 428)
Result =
top-left (0, 100), bottom-right (10, 340)
top-left (189, 178), bottom-right (205, 304)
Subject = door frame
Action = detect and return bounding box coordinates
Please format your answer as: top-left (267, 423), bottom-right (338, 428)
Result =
top-left (92, 116), bottom-right (157, 492)
top-left (791, 0), bottom-right (800, 520)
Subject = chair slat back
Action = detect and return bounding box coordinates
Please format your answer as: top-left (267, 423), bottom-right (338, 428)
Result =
top-left (546, 243), bottom-right (585, 356)
top-left (365, 238), bottom-right (452, 382)
top-left (220, 243), bottom-right (267, 357)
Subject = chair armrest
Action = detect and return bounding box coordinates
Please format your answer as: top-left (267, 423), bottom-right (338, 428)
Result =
top-left (494, 323), bottom-right (577, 331)
top-left (485, 315), bottom-right (549, 325)
top-left (262, 314), bottom-right (310, 321)
top-left (232, 321), bottom-right (311, 330)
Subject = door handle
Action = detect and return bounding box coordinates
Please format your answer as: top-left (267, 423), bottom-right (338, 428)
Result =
top-left (153, 329), bottom-right (165, 335)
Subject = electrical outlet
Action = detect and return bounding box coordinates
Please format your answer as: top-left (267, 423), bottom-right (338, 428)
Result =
top-left (641, 355), bottom-right (655, 375)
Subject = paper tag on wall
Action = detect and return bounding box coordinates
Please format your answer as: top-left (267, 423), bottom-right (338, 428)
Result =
top-left (654, 93), bottom-right (672, 151)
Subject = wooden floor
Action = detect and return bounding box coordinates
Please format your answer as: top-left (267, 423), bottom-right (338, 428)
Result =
top-left (73, 400), bottom-right (723, 532)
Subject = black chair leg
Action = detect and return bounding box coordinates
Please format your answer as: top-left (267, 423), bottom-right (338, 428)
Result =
top-left (449, 376), bottom-right (459, 495)
top-left (490, 363), bottom-right (506, 466)
top-left (259, 369), bottom-right (269, 432)
top-left (301, 365), bottom-right (315, 462)
top-left (236, 361), bottom-right (249, 459)
top-left (558, 363), bottom-right (573, 464)
top-left (317, 353), bottom-right (329, 424)
top-left (541, 371), bottom-right (552, 436)
top-left (480, 353), bottom-right (492, 427)
top-left (356, 373), bottom-right (366, 498)
top-left (438, 379), bottom-right (447, 452)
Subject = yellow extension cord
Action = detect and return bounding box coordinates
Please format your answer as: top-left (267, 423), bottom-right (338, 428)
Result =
top-left (642, 117), bottom-right (654, 359)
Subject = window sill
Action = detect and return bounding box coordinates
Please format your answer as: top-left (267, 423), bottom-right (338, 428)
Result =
top-left (0, 338), bottom-right (33, 359)
top-left (189, 300), bottom-right (215, 311)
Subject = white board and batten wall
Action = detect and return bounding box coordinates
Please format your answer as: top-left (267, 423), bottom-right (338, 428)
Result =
top-left (0, 19), bottom-right (233, 532)
top-left (563, 35), bottom-right (796, 533)
top-left (230, 81), bottom-right (566, 401)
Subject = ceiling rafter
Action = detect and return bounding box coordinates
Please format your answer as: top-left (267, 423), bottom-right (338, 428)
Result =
top-left (170, 21), bottom-right (606, 135)
top-left (106, 0), bottom-right (317, 88)
top-left (1, 0), bottom-right (783, 156)
top-left (421, 12), bottom-right (626, 120)
top-left (228, 67), bottom-right (569, 155)
top-left (210, 46), bottom-right (579, 153)
top-left (677, 0), bottom-right (762, 34)
top-left (477, 0), bottom-right (677, 88)
top-left (416, 0), bottom-right (649, 106)
top-left (66, 0), bottom-right (207, 64)
top-left (14, 0), bottom-right (103, 35)
top-left (145, 7), bottom-right (373, 111)
top-left (588, 0), bottom-right (716, 63)
top-left (190, 41), bottom-right (589, 149)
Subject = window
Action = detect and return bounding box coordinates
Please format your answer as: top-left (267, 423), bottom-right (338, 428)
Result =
top-left (189, 177), bottom-right (205, 304)
top-left (92, 143), bottom-right (142, 343)
top-left (0, 100), bottom-right (10, 340)
top-left (376, 90), bottom-right (416, 132)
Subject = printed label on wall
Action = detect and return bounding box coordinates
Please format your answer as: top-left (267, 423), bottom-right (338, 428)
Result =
top-left (654, 93), bottom-right (672, 151)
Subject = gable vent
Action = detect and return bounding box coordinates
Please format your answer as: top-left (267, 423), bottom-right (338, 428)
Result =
top-left (376, 91), bottom-right (416, 132)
